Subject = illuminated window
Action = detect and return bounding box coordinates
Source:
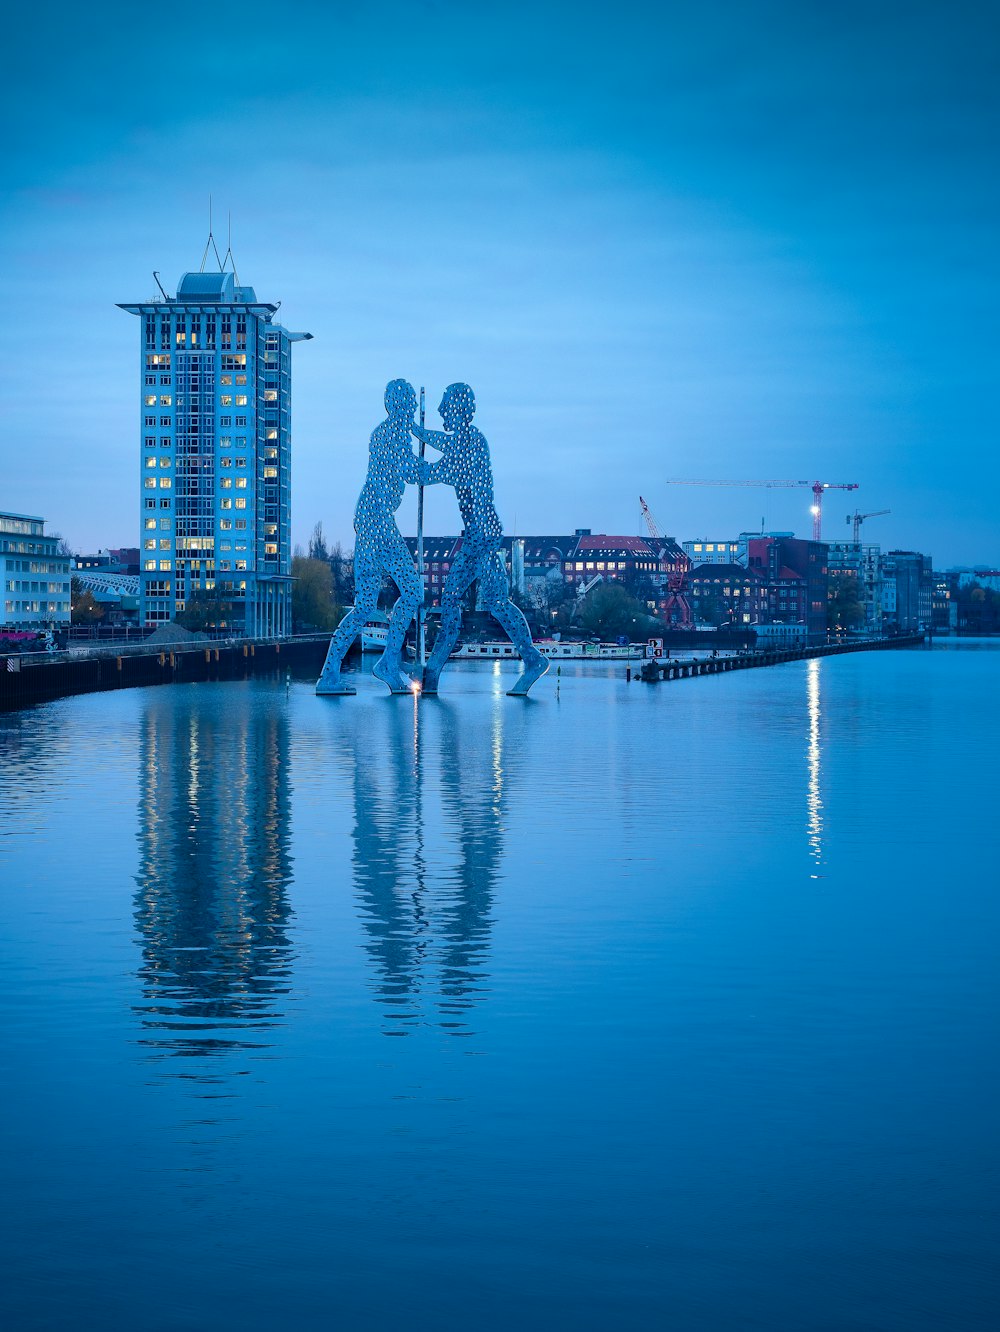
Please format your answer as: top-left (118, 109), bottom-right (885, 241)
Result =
top-left (235, 498), bottom-right (246, 509)
top-left (235, 478), bottom-right (247, 489)
top-left (235, 560), bottom-right (247, 571)
top-left (266, 429), bottom-right (278, 441)
top-left (219, 436), bottom-right (231, 448)
top-left (144, 560), bottom-right (156, 571)
top-left (220, 499), bottom-right (232, 510)
top-left (235, 395), bottom-right (247, 406)
top-left (235, 374), bottom-right (247, 386)
top-left (220, 478), bottom-right (232, 489)
top-left (264, 390), bottom-right (277, 402)
top-left (220, 395), bottom-right (232, 407)
top-left (159, 560), bottom-right (171, 571)
top-left (220, 375), bottom-right (232, 386)
top-left (145, 457), bottom-right (157, 470)
top-left (219, 519), bottom-right (232, 530)
top-left (265, 543), bottom-right (277, 555)
top-left (144, 394), bottom-right (156, 407)
top-left (144, 538), bottom-right (155, 550)
top-left (145, 518), bottom-right (156, 530)
top-left (159, 478), bottom-right (172, 488)
top-left (160, 395), bottom-right (172, 406)
top-left (144, 478), bottom-right (156, 489)
top-left (264, 467), bottom-right (277, 479)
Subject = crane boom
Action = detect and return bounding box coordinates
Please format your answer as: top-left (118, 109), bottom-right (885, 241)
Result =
top-left (848, 508), bottom-right (890, 542)
top-left (665, 478), bottom-right (859, 541)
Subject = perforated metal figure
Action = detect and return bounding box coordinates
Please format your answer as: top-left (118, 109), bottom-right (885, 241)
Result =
top-left (413, 383), bottom-right (549, 697)
top-left (316, 380), bottom-right (430, 695)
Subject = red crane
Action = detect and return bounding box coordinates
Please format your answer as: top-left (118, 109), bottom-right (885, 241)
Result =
top-left (639, 496), bottom-right (693, 628)
top-left (665, 479), bottom-right (859, 542)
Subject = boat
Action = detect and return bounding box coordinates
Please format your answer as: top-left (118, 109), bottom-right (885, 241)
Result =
top-left (449, 639), bottom-right (648, 661)
top-left (360, 611), bottom-right (389, 652)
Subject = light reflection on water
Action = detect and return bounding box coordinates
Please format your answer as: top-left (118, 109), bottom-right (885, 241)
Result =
top-left (1, 644), bottom-right (998, 1331)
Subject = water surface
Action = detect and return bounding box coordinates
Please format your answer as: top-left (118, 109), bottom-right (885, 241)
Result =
top-left (1, 644), bottom-right (997, 1330)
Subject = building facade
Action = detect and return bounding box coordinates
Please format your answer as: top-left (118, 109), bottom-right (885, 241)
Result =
top-left (882, 551), bottom-right (933, 632)
top-left (1, 511), bottom-right (71, 630)
top-left (688, 562), bottom-right (765, 626)
top-left (743, 535), bottom-right (830, 642)
top-left (826, 541), bottom-right (882, 631)
top-left (682, 539), bottom-right (741, 565)
top-left (119, 269), bottom-right (311, 635)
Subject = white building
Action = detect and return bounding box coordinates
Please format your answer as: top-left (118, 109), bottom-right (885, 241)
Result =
top-left (1, 511), bottom-right (71, 630)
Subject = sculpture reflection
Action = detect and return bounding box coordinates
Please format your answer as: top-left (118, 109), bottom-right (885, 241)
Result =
top-left (133, 692), bottom-right (294, 1067)
top-left (344, 695), bottom-right (511, 1036)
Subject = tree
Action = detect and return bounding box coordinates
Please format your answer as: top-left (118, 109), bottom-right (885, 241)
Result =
top-left (292, 556), bottom-right (340, 632)
top-left (697, 593), bottom-right (727, 627)
top-left (329, 541), bottom-right (355, 604)
top-left (578, 583), bottom-right (650, 640)
top-left (828, 573), bottom-right (865, 631)
top-left (175, 588), bottom-right (234, 634)
top-left (71, 578), bottom-right (104, 625)
top-left (308, 521), bottom-right (330, 563)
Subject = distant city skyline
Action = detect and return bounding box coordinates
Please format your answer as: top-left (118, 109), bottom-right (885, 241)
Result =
top-left (1, 1), bottom-right (997, 566)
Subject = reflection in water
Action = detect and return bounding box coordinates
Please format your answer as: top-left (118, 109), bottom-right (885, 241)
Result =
top-left (134, 693), bottom-right (294, 1067)
top-left (345, 692), bottom-right (511, 1037)
top-left (806, 658), bottom-right (824, 877)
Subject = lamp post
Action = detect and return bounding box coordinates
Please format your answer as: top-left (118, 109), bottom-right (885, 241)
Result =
top-left (416, 385), bottom-right (426, 668)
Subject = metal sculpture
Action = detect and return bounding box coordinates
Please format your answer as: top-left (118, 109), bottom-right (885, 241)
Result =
top-left (414, 383), bottom-right (549, 697)
top-left (316, 380), bottom-right (429, 694)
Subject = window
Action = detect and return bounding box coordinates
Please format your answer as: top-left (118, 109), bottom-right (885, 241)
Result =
top-left (220, 395), bottom-right (232, 407)
top-left (160, 519), bottom-right (171, 530)
top-left (220, 416), bottom-right (232, 427)
top-left (220, 478), bottom-right (232, 489)
top-left (159, 478), bottom-right (172, 488)
top-left (235, 478), bottom-right (247, 489)
top-left (159, 560), bottom-right (171, 571)
top-left (145, 499), bottom-right (156, 510)
top-left (264, 467), bottom-right (277, 478)
top-left (235, 395), bottom-right (247, 406)
top-left (145, 457), bottom-right (157, 470)
top-left (235, 560), bottom-right (247, 571)
top-left (144, 538), bottom-right (156, 550)
top-left (265, 543), bottom-right (277, 555)
top-left (160, 395), bottom-right (172, 406)
top-left (235, 457), bottom-right (246, 468)
top-left (235, 498), bottom-right (247, 509)
top-left (144, 477), bottom-right (156, 489)
top-left (219, 519), bottom-right (232, 530)
top-left (159, 457), bottom-right (171, 468)
top-left (235, 520), bottom-right (247, 530)
top-left (145, 518), bottom-right (157, 530)
top-left (160, 416), bottom-right (171, 428)
top-left (144, 560), bottom-right (156, 571)
top-left (219, 436), bottom-right (231, 448)
top-left (220, 457), bottom-right (232, 468)
top-left (144, 416), bottom-right (156, 427)
top-left (235, 416), bottom-right (247, 427)
top-left (144, 394), bottom-right (156, 406)
top-left (264, 390), bottom-right (277, 402)
top-left (220, 499), bottom-right (232, 510)
top-left (160, 499), bottom-right (171, 509)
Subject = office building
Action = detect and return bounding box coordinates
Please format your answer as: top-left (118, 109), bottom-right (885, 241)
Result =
top-left (1, 511), bottom-right (71, 630)
top-left (119, 267), bottom-right (311, 634)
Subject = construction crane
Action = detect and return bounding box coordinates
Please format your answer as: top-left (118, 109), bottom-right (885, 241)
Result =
top-left (665, 479), bottom-right (859, 542)
top-left (638, 495), bottom-right (693, 628)
top-left (847, 509), bottom-right (889, 542)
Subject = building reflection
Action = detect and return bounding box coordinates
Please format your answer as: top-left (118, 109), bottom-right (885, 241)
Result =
top-left (346, 694), bottom-right (510, 1037)
top-left (806, 657), bottom-right (825, 877)
top-left (133, 693), bottom-right (294, 1066)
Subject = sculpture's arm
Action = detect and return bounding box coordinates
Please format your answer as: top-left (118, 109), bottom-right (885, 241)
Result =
top-left (412, 423), bottom-right (453, 451)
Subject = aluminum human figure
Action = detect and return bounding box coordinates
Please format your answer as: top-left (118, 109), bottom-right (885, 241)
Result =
top-left (316, 380), bottom-right (430, 695)
top-left (413, 383), bottom-right (549, 697)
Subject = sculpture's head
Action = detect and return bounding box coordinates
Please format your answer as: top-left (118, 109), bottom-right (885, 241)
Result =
top-left (439, 382), bottom-right (475, 430)
top-left (384, 379), bottom-right (417, 417)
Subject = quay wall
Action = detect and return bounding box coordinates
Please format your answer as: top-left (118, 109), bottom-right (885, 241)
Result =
top-left (0, 635), bottom-right (330, 713)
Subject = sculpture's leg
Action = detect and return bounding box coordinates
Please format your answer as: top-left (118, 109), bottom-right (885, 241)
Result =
top-left (316, 568), bottom-right (379, 695)
top-left (481, 552), bottom-right (549, 696)
top-left (374, 530), bottom-right (423, 694)
top-left (422, 545), bottom-right (478, 693)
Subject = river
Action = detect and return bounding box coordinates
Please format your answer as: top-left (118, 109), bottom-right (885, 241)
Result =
top-left (1, 642), bottom-right (996, 1330)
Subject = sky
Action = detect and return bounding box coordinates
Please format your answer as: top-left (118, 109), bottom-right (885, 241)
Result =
top-left (1, 0), bottom-right (997, 565)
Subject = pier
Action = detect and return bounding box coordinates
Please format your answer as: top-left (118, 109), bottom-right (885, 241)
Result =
top-left (637, 633), bottom-right (924, 683)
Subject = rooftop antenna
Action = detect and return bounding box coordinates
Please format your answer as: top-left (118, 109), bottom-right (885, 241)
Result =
top-left (221, 211), bottom-right (241, 286)
top-left (199, 196), bottom-right (224, 272)
top-left (152, 271), bottom-right (169, 300)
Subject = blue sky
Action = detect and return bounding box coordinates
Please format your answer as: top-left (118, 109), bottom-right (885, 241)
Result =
top-left (1, 0), bottom-right (997, 563)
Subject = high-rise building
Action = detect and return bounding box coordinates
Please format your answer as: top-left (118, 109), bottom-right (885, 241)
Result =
top-left (119, 268), bottom-right (311, 635)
